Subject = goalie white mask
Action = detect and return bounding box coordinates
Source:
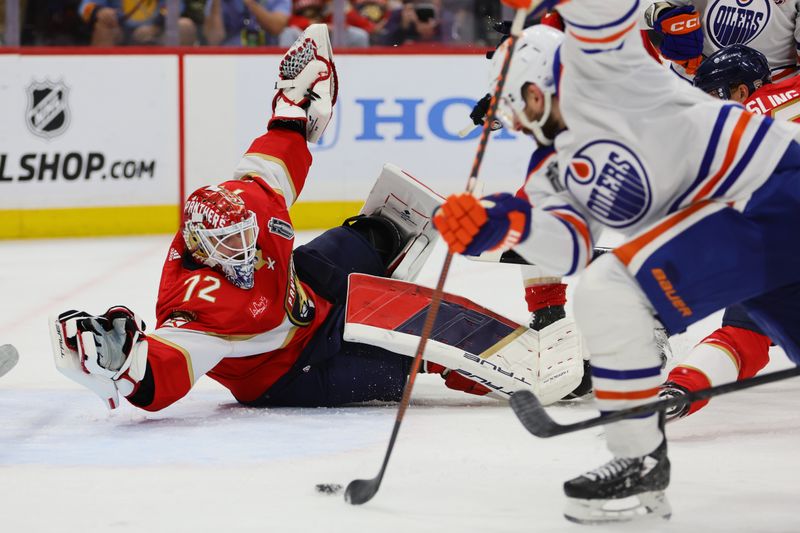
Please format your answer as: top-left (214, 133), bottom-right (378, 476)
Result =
top-left (182, 186), bottom-right (259, 290)
top-left (490, 25), bottom-right (564, 146)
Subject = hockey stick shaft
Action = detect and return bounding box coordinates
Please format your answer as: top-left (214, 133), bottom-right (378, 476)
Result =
top-left (345, 7), bottom-right (533, 505)
top-left (493, 247), bottom-right (611, 265)
top-left (511, 365), bottom-right (800, 438)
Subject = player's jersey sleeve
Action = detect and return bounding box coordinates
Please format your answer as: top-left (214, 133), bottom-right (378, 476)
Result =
top-left (126, 328), bottom-right (230, 411)
top-left (555, 0), bottom-right (650, 79)
top-left (233, 128), bottom-right (312, 208)
top-left (129, 313), bottom-right (307, 411)
top-left (514, 147), bottom-right (603, 277)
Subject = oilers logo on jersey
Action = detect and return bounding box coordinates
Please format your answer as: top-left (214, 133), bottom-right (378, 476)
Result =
top-left (706, 0), bottom-right (770, 49)
top-left (565, 140), bottom-right (651, 229)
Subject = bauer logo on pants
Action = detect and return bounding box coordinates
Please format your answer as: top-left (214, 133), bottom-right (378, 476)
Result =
top-left (26, 80), bottom-right (71, 139)
top-left (565, 140), bottom-right (652, 229)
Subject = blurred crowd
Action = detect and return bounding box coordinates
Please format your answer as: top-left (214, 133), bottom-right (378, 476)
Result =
top-left (1, 0), bottom-right (503, 46)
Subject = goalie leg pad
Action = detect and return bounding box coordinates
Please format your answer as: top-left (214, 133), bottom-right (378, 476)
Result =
top-left (343, 273), bottom-right (585, 404)
top-left (358, 164), bottom-right (443, 281)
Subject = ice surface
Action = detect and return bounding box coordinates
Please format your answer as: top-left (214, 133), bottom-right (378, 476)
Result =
top-left (1, 233), bottom-right (797, 532)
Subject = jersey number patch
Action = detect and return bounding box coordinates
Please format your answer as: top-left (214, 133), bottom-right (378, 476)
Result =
top-left (183, 275), bottom-right (221, 303)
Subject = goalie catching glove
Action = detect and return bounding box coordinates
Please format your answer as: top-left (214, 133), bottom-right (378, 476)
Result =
top-left (50, 306), bottom-right (148, 409)
top-left (433, 192), bottom-right (531, 256)
top-left (270, 23), bottom-right (338, 143)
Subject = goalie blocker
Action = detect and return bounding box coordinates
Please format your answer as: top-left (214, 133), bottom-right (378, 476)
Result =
top-left (344, 273), bottom-right (588, 405)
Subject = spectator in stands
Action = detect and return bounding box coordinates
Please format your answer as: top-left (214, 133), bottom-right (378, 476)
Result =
top-left (23, 0), bottom-right (91, 45)
top-left (439, 0), bottom-right (498, 45)
top-left (204, 0), bottom-right (291, 46)
top-left (279, 0), bottom-right (369, 47)
top-left (354, 0), bottom-right (389, 32)
top-left (80, 0), bottom-right (198, 46)
top-left (380, 0), bottom-right (440, 46)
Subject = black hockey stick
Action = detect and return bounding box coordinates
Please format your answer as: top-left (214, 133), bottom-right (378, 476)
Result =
top-left (510, 365), bottom-right (800, 438)
top-left (496, 246), bottom-right (611, 265)
top-left (343, 6), bottom-right (533, 506)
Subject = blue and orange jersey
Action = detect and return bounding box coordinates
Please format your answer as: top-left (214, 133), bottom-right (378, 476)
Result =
top-left (506, 0), bottom-right (798, 281)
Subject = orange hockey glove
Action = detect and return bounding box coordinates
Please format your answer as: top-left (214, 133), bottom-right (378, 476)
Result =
top-left (433, 192), bottom-right (531, 256)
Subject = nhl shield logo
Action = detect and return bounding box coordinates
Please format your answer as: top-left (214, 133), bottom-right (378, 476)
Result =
top-left (26, 80), bottom-right (70, 139)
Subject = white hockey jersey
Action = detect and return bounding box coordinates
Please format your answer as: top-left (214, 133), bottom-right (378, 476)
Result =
top-left (659, 0), bottom-right (800, 80)
top-left (514, 0), bottom-right (800, 278)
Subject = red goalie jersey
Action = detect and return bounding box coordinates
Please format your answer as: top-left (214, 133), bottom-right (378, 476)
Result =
top-left (130, 128), bottom-right (333, 411)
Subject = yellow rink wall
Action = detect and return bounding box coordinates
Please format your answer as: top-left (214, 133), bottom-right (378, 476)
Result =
top-left (0, 201), bottom-right (363, 240)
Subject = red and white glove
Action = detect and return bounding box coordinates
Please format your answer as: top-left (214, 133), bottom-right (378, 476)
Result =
top-left (270, 23), bottom-right (338, 143)
top-left (50, 306), bottom-right (148, 409)
top-left (433, 192), bottom-right (531, 256)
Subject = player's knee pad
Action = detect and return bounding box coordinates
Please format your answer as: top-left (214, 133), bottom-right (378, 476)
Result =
top-left (343, 214), bottom-right (402, 268)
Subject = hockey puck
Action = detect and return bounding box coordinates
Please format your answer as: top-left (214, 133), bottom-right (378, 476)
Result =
top-left (0, 345), bottom-right (19, 379)
top-left (315, 483), bottom-right (343, 495)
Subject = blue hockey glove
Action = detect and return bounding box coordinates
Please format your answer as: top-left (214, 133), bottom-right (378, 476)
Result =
top-left (654, 5), bottom-right (703, 74)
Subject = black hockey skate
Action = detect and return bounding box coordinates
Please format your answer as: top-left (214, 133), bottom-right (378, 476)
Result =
top-left (659, 381), bottom-right (691, 421)
top-left (528, 304), bottom-right (565, 331)
top-left (563, 359), bottom-right (593, 399)
top-left (563, 439), bottom-right (671, 524)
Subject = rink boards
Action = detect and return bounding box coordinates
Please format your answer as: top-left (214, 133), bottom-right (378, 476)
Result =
top-left (0, 48), bottom-right (532, 238)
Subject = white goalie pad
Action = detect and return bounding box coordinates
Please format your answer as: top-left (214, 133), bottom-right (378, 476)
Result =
top-left (343, 274), bottom-right (586, 405)
top-left (49, 315), bottom-right (120, 409)
top-left (360, 164), bottom-right (443, 281)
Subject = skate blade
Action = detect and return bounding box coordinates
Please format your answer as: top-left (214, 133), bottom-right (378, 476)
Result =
top-left (564, 491), bottom-right (672, 525)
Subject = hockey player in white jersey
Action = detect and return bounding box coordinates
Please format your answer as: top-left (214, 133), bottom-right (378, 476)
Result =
top-left (645, 0), bottom-right (800, 81)
top-left (433, 0), bottom-right (800, 524)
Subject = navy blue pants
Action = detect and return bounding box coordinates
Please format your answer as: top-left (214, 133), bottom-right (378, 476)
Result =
top-left (721, 304), bottom-right (763, 335)
top-left (246, 225), bottom-right (412, 407)
top-left (633, 142), bottom-right (800, 363)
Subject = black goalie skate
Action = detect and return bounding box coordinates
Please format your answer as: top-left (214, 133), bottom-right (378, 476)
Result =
top-left (563, 439), bottom-right (671, 524)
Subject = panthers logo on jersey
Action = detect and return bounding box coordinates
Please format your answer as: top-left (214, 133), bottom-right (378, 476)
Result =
top-left (706, 0), bottom-right (771, 49)
top-left (565, 140), bottom-right (652, 229)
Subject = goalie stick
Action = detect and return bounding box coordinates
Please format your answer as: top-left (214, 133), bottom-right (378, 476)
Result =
top-left (344, 5), bottom-right (536, 507)
top-left (510, 365), bottom-right (800, 438)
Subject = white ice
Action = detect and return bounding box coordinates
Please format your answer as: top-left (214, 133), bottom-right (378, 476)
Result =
top-left (1, 232), bottom-right (797, 533)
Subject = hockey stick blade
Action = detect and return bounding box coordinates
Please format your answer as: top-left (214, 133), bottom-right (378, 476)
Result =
top-left (344, 477), bottom-right (379, 505)
top-left (511, 365), bottom-right (800, 438)
top-left (0, 344), bottom-right (19, 378)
